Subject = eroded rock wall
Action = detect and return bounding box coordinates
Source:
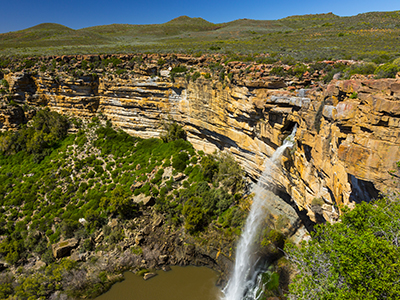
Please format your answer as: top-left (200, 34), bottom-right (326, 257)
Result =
top-left (3, 69), bottom-right (400, 230)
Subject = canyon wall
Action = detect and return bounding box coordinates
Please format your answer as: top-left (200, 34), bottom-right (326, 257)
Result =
top-left (3, 65), bottom-right (400, 234)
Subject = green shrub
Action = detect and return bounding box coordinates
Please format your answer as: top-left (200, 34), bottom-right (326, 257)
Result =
top-left (170, 66), bottom-right (187, 81)
top-left (152, 187), bottom-right (159, 196)
top-left (261, 270), bottom-right (280, 292)
top-left (172, 152), bottom-right (189, 172)
top-left (214, 152), bottom-right (244, 194)
top-left (0, 79), bottom-right (9, 88)
top-left (288, 63), bottom-right (308, 78)
top-left (115, 68), bottom-right (126, 75)
top-left (349, 92), bottom-right (358, 99)
top-left (345, 62), bottom-right (377, 78)
top-left (200, 155), bottom-right (219, 182)
top-left (102, 57), bottom-right (122, 67)
top-left (160, 122), bottom-right (186, 142)
top-left (157, 58), bottom-right (166, 66)
top-left (374, 63), bottom-right (400, 78)
top-left (269, 66), bottom-right (286, 77)
top-left (286, 196), bottom-right (400, 299)
top-left (182, 199), bottom-right (205, 234)
top-left (192, 72), bottom-right (201, 82)
top-left (0, 108), bottom-right (69, 161)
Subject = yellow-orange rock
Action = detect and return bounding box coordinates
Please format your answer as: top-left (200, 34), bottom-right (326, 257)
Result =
top-left (3, 70), bottom-right (400, 227)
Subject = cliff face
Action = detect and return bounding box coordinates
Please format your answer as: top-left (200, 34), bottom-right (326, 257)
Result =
top-left (3, 68), bottom-right (400, 230)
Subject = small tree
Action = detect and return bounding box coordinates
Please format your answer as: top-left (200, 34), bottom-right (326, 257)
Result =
top-left (286, 196), bottom-right (400, 300)
top-left (160, 121), bottom-right (186, 142)
top-left (102, 185), bottom-right (136, 219)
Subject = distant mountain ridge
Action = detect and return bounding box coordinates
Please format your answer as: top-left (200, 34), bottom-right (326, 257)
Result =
top-left (1, 11), bottom-right (400, 61)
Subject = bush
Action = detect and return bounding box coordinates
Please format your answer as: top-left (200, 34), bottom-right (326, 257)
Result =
top-left (269, 66), bottom-right (286, 77)
top-left (172, 152), bottom-right (189, 172)
top-left (345, 62), bottom-right (377, 78)
top-left (374, 63), bottom-right (400, 78)
top-left (0, 79), bottom-right (9, 88)
top-left (170, 66), bottom-right (187, 81)
top-left (60, 219), bottom-right (80, 238)
top-left (182, 199), bottom-right (205, 234)
top-left (200, 155), bottom-right (219, 182)
top-left (192, 72), bottom-right (201, 82)
top-left (0, 109), bottom-right (69, 160)
top-left (157, 58), bottom-right (166, 66)
top-left (160, 122), bottom-right (186, 142)
top-left (115, 68), bottom-right (126, 75)
top-left (288, 63), bottom-right (308, 79)
top-left (286, 196), bottom-right (400, 299)
top-left (214, 152), bottom-right (244, 194)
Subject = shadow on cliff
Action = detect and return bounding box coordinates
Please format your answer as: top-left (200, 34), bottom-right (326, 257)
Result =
top-left (189, 124), bottom-right (256, 155)
top-left (274, 188), bottom-right (316, 233)
top-left (348, 174), bottom-right (380, 203)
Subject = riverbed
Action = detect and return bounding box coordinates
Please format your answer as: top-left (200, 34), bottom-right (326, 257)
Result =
top-left (95, 266), bottom-right (223, 300)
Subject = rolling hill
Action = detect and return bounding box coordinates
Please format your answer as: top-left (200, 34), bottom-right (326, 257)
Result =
top-left (1, 11), bottom-right (400, 62)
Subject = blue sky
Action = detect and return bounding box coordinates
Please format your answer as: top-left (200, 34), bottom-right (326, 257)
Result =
top-left (1, 0), bottom-right (399, 33)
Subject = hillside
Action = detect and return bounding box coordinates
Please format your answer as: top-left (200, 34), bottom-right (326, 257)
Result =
top-left (1, 11), bottom-right (400, 62)
top-left (0, 112), bottom-right (248, 299)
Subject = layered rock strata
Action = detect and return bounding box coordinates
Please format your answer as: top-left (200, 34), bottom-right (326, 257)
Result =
top-left (2, 63), bottom-right (400, 228)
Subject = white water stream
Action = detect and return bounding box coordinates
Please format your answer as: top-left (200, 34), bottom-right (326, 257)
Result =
top-left (223, 126), bottom-right (297, 300)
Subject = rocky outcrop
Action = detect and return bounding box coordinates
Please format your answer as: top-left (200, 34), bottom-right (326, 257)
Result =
top-left (52, 238), bottom-right (79, 259)
top-left (133, 194), bottom-right (155, 206)
top-left (0, 103), bottom-right (25, 131)
top-left (2, 56), bottom-right (400, 230)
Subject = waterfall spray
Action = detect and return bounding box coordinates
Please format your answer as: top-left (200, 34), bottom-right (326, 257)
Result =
top-left (223, 125), bottom-right (297, 300)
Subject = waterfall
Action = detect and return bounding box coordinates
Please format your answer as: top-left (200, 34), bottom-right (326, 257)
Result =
top-left (223, 125), bottom-right (297, 300)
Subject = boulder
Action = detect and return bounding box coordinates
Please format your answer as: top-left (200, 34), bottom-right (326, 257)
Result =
top-left (70, 251), bottom-right (88, 262)
top-left (33, 260), bottom-right (47, 270)
top-left (95, 232), bottom-right (104, 244)
top-left (0, 262), bottom-right (8, 271)
top-left (162, 265), bottom-right (171, 272)
top-left (135, 233), bottom-right (145, 245)
top-left (108, 218), bottom-right (119, 228)
top-left (152, 215), bottom-right (163, 228)
top-left (173, 173), bottom-right (185, 182)
top-left (131, 181), bottom-right (143, 191)
top-left (158, 254), bottom-right (168, 264)
top-left (52, 238), bottom-right (79, 259)
top-left (160, 70), bottom-right (170, 77)
top-left (133, 194), bottom-right (155, 206)
top-left (143, 272), bottom-right (158, 280)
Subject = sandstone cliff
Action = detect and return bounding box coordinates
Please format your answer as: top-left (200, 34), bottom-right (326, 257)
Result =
top-left (2, 55), bottom-right (400, 234)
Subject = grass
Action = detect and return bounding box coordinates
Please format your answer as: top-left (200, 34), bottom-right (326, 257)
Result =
top-left (1, 12), bottom-right (400, 62)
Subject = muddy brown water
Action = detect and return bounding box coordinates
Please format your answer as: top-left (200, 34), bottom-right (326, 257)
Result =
top-left (95, 266), bottom-right (223, 300)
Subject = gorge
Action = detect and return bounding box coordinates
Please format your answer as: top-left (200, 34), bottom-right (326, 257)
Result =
top-left (2, 54), bottom-right (400, 228)
top-left (1, 53), bottom-right (400, 298)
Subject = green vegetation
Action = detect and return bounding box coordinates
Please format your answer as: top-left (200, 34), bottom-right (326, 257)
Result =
top-left (0, 109), bottom-right (247, 299)
top-left (374, 61), bottom-right (400, 78)
top-left (1, 12), bottom-right (400, 63)
top-left (0, 108), bottom-right (69, 162)
top-left (286, 196), bottom-right (400, 299)
top-left (155, 150), bottom-right (246, 234)
top-left (160, 121), bottom-right (187, 143)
